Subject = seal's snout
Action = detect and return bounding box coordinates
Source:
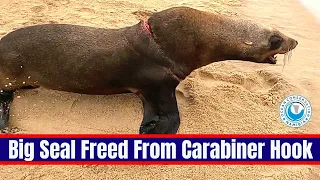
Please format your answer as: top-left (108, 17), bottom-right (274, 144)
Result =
top-left (257, 35), bottom-right (298, 65)
top-left (280, 37), bottom-right (298, 53)
top-left (294, 39), bottom-right (298, 46)
top-left (292, 39), bottom-right (298, 50)
top-left (267, 36), bottom-right (298, 65)
top-left (284, 37), bottom-right (298, 52)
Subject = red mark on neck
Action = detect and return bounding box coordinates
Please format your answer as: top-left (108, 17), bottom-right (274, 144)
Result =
top-left (142, 20), bottom-right (151, 35)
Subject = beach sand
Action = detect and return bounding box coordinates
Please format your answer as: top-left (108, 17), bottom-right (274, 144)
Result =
top-left (0, 0), bottom-right (320, 179)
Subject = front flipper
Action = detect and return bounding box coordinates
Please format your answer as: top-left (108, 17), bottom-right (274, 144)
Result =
top-left (0, 91), bottom-right (14, 129)
top-left (139, 87), bottom-right (180, 134)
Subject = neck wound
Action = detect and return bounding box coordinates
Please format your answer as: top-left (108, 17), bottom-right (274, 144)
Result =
top-left (141, 20), bottom-right (151, 35)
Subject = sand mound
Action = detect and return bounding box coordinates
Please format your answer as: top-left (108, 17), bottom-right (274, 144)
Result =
top-left (176, 61), bottom-right (301, 134)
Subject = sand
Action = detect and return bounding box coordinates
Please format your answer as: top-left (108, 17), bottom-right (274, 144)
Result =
top-left (0, 0), bottom-right (320, 179)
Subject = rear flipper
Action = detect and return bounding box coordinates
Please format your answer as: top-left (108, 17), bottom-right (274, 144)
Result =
top-left (0, 91), bottom-right (14, 129)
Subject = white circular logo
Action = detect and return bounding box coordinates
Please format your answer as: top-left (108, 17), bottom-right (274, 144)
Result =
top-left (279, 94), bottom-right (312, 128)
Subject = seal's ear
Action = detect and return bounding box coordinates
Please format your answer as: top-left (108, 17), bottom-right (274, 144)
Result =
top-left (244, 41), bottom-right (253, 46)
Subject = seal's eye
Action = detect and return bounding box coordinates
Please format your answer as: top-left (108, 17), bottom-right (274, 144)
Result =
top-left (270, 35), bottom-right (283, 50)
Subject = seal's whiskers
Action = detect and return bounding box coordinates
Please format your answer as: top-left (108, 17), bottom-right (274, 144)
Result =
top-left (288, 50), bottom-right (293, 63)
top-left (282, 52), bottom-right (287, 71)
top-left (282, 48), bottom-right (294, 72)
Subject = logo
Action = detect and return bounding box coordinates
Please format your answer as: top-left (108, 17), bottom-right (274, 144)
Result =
top-left (279, 94), bottom-right (312, 128)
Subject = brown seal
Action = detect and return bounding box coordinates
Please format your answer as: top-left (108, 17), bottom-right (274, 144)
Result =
top-left (0, 7), bottom-right (298, 134)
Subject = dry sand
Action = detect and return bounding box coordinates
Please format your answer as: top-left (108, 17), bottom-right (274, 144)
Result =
top-left (1, 0), bottom-right (320, 179)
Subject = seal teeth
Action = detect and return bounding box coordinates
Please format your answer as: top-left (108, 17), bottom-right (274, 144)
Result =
top-left (267, 56), bottom-right (277, 64)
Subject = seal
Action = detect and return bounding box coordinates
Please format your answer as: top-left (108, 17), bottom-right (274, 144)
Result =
top-left (0, 7), bottom-right (298, 134)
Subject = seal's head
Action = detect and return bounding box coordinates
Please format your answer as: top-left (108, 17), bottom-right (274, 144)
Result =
top-left (147, 7), bottom-right (298, 75)
top-left (220, 19), bottom-right (298, 64)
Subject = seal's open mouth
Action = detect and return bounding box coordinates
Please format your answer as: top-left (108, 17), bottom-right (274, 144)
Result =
top-left (266, 55), bottom-right (277, 64)
top-left (264, 49), bottom-right (294, 67)
top-left (263, 38), bottom-right (298, 65)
